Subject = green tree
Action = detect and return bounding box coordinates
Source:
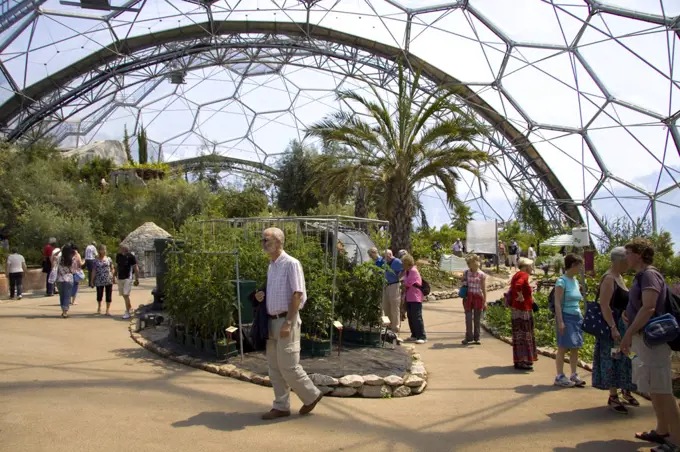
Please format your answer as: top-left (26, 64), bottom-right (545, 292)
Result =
top-left (137, 125), bottom-right (148, 165)
top-left (450, 203), bottom-right (474, 232)
top-left (598, 216), bottom-right (652, 253)
top-left (79, 157), bottom-right (114, 186)
top-left (516, 196), bottom-right (551, 239)
top-left (305, 62), bottom-right (492, 251)
top-left (219, 186), bottom-right (269, 218)
top-left (275, 140), bottom-right (319, 215)
top-left (123, 125), bottom-right (133, 163)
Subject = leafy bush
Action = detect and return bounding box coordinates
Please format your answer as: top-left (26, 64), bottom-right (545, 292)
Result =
top-left (336, 262), bottom-right (384, 330)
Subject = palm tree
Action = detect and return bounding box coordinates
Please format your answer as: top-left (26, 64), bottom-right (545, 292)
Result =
top-left (305, 63), bottom-right (494, 252)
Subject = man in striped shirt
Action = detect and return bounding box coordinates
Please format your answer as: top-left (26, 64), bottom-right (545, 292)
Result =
top-left (257, 227), bottom-right (322, 420)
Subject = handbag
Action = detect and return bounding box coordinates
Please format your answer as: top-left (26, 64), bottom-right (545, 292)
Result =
top-left (459, 270), bottom-right (468, 299)
top-left (644, 313), bottom-right (680, 348)
top-left (74, 268), bottom-right (85, 282)
top-left (582, 274), bottom-right (611, 339)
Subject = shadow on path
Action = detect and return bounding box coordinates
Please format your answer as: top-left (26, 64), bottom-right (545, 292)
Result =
top-left (554, 439), bottom-right (646, 451)
top-left (172, 411), bottom-right (290, 431)
top-left (475, 365), bottom-right (522, 379)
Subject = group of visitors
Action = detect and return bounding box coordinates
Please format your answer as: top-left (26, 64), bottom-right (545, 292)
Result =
top-left (5, 238), bottom-right (140, 320)
top-left (507, 238), bottom-right (680, 452)
top-left (368, 248), bottom-right (427, 345)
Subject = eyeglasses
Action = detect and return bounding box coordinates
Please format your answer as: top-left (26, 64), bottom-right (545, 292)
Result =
top-left (261, 238), bottom-right (270, 243)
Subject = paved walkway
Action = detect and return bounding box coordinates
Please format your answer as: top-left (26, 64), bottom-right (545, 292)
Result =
top-left (0, 281), bottom-right (659, 451)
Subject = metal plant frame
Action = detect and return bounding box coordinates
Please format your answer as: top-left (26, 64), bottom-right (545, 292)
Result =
top-left (0, 1), bottom-right (679, 243)
top-left (198, 215), bottom-right (390, 345)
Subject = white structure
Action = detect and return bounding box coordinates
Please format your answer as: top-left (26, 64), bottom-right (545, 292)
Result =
top-left (120, 222), bottom-right (171, 278)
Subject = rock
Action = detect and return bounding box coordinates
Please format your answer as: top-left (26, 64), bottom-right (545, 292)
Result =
top-left (317, 385), bottom-right (334, 395)
top-left (310, 374), bottom-right (339, 386)
top-left (392, 385), bottom-right (411, 398)
top-left (362, 375), bottom-right (384, 386)
top-left (331, 386), bottom-right (357, 397)
top-left (239, 370), bottom-right (254, 382)
top-left (252, 374), bottom-right (264, 385)
top-left (403, 374), bottom-right (425, 388)
top-left (175, 355), bottom-right (192, 365)
top-left (384, 375), bottom-right (404, 386)
top-left (339, 374), bottom-right (364, 387)
top-left (411, 381), bottom-right (427, 395)
top-left (190, 358), bottom-right (205, 368)
top-left (61, 140), bottom-right (129, 167)
top-left (359, 384), bottom-right (392, 398)
top-left (411, 353), bottom-right (421, 361)
top-left (218, 364), bottom-right (236, 377)
top-left (205, 364), bottom-right (220, 374)
top-left (231, 368), bottom-right (242, 380)
top-left (120, 222), bottom-right (171, 278)
top-left (410, 365), bottom-right (427, 379)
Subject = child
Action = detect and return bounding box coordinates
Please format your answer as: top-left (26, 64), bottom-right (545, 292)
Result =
top-left (462, 255), bottom-right (487, 345)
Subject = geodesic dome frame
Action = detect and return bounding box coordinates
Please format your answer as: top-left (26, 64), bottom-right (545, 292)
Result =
top-left (1, 0), bottom-right (679, 243)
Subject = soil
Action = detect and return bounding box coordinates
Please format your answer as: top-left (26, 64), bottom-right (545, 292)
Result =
top-left (140, 324), bottom-right (411, 378)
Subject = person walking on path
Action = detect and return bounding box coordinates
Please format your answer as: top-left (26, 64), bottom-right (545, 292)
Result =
top-left (6, 247), bottom-right (27, 300)
top-left (461, 254), bottom-right (487, 345)
top-left (553, 253), bottom-right (586, 388)
top-left (380, 249), bottom-right (403, 342)
top-left (453, 239), bottom-right (463, 257)
top-left (115, 245), bottom-right (139, 320)
top-left (592, 246), bottom-right (638, 414)
top-left (43, 237), bottom-right (56, 296)
top-left (620, 238), bottom-right (680, 451)
top-left (84, 241), bottom-right (97, 288)
top-left (257, 227), bottom-right (322, 421)
top-left (401, 254), bottom-right (427, 344)
top-left (54, 245), bottom-right (77, 318)
top-left (509, 257), bottom-right (538, 370)
top-left (508, 240), bottom-right (520, 271)
top-left (70, 245), bottom-right (84, 306)
top-left (92, 245), bottom-right (115, 316)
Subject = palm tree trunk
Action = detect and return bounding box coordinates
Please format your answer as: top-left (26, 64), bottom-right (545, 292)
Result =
top-left (390, 190), bottom-right (412, 253)
top-left (354, 185), bottom-right (368, 231)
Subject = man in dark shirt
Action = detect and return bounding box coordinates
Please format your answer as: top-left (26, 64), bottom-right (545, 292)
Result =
top-left (116, 245), bottom-right (139, 319)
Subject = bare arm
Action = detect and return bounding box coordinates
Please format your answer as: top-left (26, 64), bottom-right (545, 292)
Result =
top-left (287, 292), bottom-right (303, 323)
top-left (598, 276), bottom-right (616, 328)
top-left (133, 264), bottom-right (140, 281)
top-left (482, 275), bottom-right (487, 304)
top-left (554, 285), bottom-right (565, 326)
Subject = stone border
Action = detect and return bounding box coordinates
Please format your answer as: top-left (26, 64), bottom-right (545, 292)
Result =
top-left (428, 281), bottom-right (507, 302)
top-left (128, 318), bottom-right (428, 398)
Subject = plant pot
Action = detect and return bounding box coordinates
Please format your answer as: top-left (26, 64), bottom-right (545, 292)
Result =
top-left (301, 337), bottom-right (331, 357)
top-left (215, 341), bottom-right (238, 359)
top-left (337, 327), bottom-right (381, 347)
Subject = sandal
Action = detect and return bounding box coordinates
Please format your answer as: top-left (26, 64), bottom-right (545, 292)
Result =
top-left (622, 391), bottom-right (640, 407)
top-left (608, 396), bottom-right (628, 414)
top-left (635, 430), bottom-right (669, 444)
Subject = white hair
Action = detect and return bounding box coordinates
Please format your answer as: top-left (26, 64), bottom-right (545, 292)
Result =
top-left (610, 246), bottom-right (626, 263)
top-left (398, 249), bottom-right (408, 258)
top-left (384, 249), bottom-right (394, 258)
top-left (264, 227), bottom-right (285, 245)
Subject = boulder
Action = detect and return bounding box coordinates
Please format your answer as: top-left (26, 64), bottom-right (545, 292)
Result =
top-left (218, 364), bottom-right (236, 377)
top-left (411, 381), bottom-right (428, 395)
top-left (262, 376), bottom-right (272, 387)
top-left (359, 384), bottom-right (392, 398)
top-left (239, 370), bottom-right (254, 383)
top-left (392, 385), bottom-right (411, 398)
top-left (384, 375), bottom-right (404, 386)
top-left (310, 374), bottom-right (339, 386)
top-left (317, 385), bottom-right (334, 395)
top-left (403, 374), bottom-right (425, 388)
top-left (251, 374), bottom-right (265, 385)
top-left (362, 375), bottom-right (384, 386)
top-left (331, 387), bottom-right (357, 397)
top-left (339, 374), bottom-right (364, 387)
top-left (61, 140), bottom-right (128, 167)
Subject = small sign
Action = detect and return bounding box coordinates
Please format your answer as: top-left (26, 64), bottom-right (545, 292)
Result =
top-left (225, 326), bottom-right (238, 334)
top-left (381, 316), bottom-right (391, 326)
top-left (333, 321), bottom-right (343, 330)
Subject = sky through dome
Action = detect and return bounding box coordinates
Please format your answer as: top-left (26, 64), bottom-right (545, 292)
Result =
top-left (0, 0), bottom-right (679, 248)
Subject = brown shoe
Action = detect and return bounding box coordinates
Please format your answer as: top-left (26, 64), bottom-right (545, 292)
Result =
top-left (299, 394), bottom-right (323, 415)
top-left (261, 409), bottom-right (291, 420)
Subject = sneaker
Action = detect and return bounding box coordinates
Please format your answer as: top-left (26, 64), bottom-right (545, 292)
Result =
top-left (462, 339), bottom-right (471, 345)
top-left (122, 311), bottom-right (131, 320)
top-left (554, 374), bottom-right (575, 387)
top-left (17, 295), bottom-right (22, 300)
top-left (415, 339), bottom-right (427, 344)
top-left (570, 373), bottom-right (586, 387)
top-left (403, 337), bottom-right (417, 343)
top-left (473, 340), bottom-right (481, 345)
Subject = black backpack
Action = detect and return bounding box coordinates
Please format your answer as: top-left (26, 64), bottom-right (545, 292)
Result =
top-left (509, 245), bottom-right (518, 255)
top-left (665, 286), bottom-right (680, 351)
top-left (548, 286), bottom-right (556, 314)
top-left (416, 279), bottom-right (431, 296)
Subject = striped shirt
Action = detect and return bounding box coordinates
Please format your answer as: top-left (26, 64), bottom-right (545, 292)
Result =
top-left (266, 251), bottom-right (307, 316)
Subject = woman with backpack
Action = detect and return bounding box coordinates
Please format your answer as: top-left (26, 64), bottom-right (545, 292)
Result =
top-left (53, 244), bottom-right (78, 318)
top-left (509, 257), bottom-right (538, 370)
top-left (620, 238), bottom-right (680, 451)
top-left (591, 246), bottom-right (638, 414)
top-left (401, 254), bottom-right (427, 344)
top-left (553, 253), bottom-right (586, 388)
top-left (461, 255), bottom-right (487, 345)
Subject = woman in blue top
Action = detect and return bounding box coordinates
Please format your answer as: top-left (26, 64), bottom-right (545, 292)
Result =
top-left (554, 254), bottom-right (586, 388)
